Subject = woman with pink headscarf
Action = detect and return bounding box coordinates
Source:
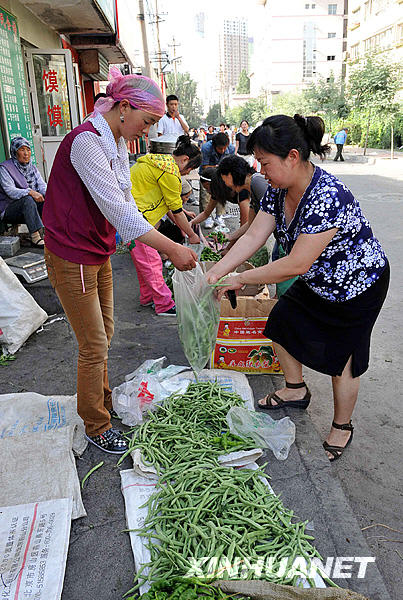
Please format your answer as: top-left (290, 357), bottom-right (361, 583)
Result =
top-left (43, 68), bottom-right (197, 455)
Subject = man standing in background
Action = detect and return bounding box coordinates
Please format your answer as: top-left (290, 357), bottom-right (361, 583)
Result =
top-left (333, 127), bottom-right (348, 162)
top-left (158, 94), bottom-right (189, 137)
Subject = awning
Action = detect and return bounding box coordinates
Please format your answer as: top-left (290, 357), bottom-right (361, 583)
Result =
top-left (23, 0), bottom-right (130, 64)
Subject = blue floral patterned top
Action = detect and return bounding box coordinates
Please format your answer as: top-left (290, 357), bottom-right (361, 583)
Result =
top-left (260, 165), bottom-right (387, 302)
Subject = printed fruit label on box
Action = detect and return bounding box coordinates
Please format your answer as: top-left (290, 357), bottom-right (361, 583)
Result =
top-left (217, 317), bottom-right (269, 340)
top-left (211, 338), bottom-right (283, 375)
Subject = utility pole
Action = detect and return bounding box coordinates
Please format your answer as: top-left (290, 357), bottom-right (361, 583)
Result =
top-left (219, 64), bottom-right (226, 116)
top-left (138, 0), bottom-right (151, 78)
top-left (168, 37), bottom-right (181, 88)
top-left (154, 0), bottom-right (163, 78)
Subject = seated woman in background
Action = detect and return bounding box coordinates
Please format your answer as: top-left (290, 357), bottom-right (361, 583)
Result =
top-left (129, 135), bottom-right (201, 316)
top-left (0, 137), bottom-right (47, 247)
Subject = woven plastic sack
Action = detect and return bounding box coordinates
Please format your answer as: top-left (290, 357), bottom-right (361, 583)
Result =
top-left (173, 262), bottom-right (220, 374)
top-left (214, 580), bottom-right (369, 599)
top-left (0, 257), bottom-right (47, 353)
top-left (227, 406), bottom-right (295, 460)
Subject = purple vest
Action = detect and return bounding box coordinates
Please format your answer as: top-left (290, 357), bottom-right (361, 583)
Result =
top-left (43, 121), bottom-right (116, 265)
top-left (0, 159), bottom-right (29, 213)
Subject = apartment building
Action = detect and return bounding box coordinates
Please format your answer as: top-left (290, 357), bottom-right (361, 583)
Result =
top-left (250, 0), bottom-right (348, 96)
top-left (348, 0), bottom-right (403, 64)
top-left (219, 17), bottom-right (249, 90)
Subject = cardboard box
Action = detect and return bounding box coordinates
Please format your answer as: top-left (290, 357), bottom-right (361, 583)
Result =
top-left (210, 292), bottom-right (283, 375)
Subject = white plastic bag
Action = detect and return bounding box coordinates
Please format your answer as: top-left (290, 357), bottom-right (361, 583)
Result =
top-left (227, 406), bottom-right (296, 460)
top-left (0, 257), bottom-right (47, 353)
top-left (172, 262), bottom-right (220, 374)
top-left (112, 357), bottom-right (190, 426)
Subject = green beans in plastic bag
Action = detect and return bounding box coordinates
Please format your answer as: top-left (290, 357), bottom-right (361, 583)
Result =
top-left (172, 263), bottom-right (220, 375)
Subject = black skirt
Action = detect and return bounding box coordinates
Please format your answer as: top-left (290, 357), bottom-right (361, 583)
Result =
top-left (264, 262), bottom-right (390, 378)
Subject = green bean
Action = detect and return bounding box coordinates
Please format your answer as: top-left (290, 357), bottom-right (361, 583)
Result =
top-left (81, 461), bottom-right (104, 489)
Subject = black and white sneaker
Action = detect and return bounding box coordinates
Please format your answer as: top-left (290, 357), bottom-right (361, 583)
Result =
top-left (157, 306), bottom-right (176, 316)
top-left (85, 428), bottom-right (128, 454)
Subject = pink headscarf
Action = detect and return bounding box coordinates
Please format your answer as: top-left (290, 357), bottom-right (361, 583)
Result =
top-left (94, 67), bottom-right (165, 118)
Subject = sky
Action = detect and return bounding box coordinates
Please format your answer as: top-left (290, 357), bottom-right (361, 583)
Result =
top-left (143, 0), bottom-right (261, 108)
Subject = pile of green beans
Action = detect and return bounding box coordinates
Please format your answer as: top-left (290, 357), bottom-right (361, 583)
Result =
top-left (130, 465), bottom-right (329, 592)
top-left (175, 280), bottom-right (220, 373)
top-left (200, 247), bottom-right (222, 262)
top-left (119, 382), bottom-right (256, 470)
top-left (133, 576), bottom-right (250, 599)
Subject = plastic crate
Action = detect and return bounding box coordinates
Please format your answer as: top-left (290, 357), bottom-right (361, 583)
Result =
top-left (225, 204), bottom-right (240, 218)
top-left (0, 236), bottom-right (20, 257)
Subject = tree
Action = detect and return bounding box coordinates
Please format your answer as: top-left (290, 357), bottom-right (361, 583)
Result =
top-left (206, 103), bottom-right (224, 127)
top-left (303, 74), bottom-right (349, 132)
top-left (165, 72), bottom-right (203, 128)
top-left (236, 69), bottom-right (250, 94)
top-left (348, 56), bottom-right (401, 155)
top-left (271, 91), bottom-right (309, 118)
top-left (225, 96), bottom-right (269, 128)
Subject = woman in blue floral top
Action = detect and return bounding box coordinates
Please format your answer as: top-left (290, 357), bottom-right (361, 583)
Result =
top-left (207, 114), bottom-right (389, 462)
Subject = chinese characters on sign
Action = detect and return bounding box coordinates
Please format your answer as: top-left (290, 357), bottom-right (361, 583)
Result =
top-left (0, 9), bottom-right (35, 159)
top-left (34, 55), bottom-right (72, 135)
top-left (47, 104), bottom-right (63, 128)
top-left (42, 68), bottom-right (59, 93)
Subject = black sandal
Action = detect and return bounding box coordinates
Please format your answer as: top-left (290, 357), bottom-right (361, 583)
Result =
top-left (31, 238), bottom-right (45, 248)
top-left (258, 381), bottom-right (311, 411)
top-left (323, 420), bottom-right (354, 462)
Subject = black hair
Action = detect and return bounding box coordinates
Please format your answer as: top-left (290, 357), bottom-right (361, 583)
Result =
top-left (212, 132), bottom-right (230, 149)
top-left (173, 135), bottom-right (201, 170)
top-left (246, 114), bottom-right (330, 161)
top-left (219, 123), bottom-right (226, 128)
top-left (166, 94), bottom-right (178, 103)
top-left (209, 169), bottom-right (234, 207)
top-left (240, 119), bottom-right (249, 126)
top-left (217, 154), bottom-right (255, 186)
top-left (200, 166), bottom-right (216, 182)
top-left (94, 92), bottom-right (107, 103)
top-left (208, 125), bottom-right (214, 131)
top-left (226, 124), bottom-right (230, 128)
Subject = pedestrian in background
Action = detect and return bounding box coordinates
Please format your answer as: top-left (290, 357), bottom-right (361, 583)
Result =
top-left (333, 127), bottom-right (348, 162)
top-left (235, 119), bottom-right (254, 167)
top-left (157, 94), bottom-right (189, 137)
top-left (206, 125), bottom-right (215, 142)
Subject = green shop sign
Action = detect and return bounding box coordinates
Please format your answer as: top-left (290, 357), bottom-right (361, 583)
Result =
top-left (0, 7), bottom-right (35, 160)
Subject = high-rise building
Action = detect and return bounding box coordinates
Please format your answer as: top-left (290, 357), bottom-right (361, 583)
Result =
top-left (195, 12), bottom-right (206, 38)
top-left (219, 18), bottom-right (249, 91)
top-left (250, 0), bottom-right (348, 97)
top-left (347, 0), bottom-right (402, 67)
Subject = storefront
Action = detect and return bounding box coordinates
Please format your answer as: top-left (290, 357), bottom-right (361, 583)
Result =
top-left (0, 0), bottom-right (138, 179)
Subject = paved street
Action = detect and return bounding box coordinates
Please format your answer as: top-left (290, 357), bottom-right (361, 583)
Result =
top-left (1, 150), bottom-right (401, 600)
top-left (307, 153), bottom-right (403, 599)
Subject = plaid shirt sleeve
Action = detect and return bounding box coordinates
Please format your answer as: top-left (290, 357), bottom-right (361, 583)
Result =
top-left (70, 131), bottom-right (152, 243)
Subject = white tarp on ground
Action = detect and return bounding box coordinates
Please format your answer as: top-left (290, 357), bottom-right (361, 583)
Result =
top-left (0, 393), bottom-right (87, 456)
top-left (130, 368), bottom-right (260, 477)
top-left (121, 370), bottom-right (323, 592)
top-left (121, 466), bottom-right (325, 595)
top-left (0, 426), bottom-right (86, 520)
top-left (0, 256), bottom-right (47, 354)
top-left (0, 498), bottom-right (72, 600)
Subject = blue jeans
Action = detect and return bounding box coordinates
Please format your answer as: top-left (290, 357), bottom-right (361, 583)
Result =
top-left (3, 195), bottom-right (43, 233)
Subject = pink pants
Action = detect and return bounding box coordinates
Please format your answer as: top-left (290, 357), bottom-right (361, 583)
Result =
top-left (129, 241), bottom-right (174, 314)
